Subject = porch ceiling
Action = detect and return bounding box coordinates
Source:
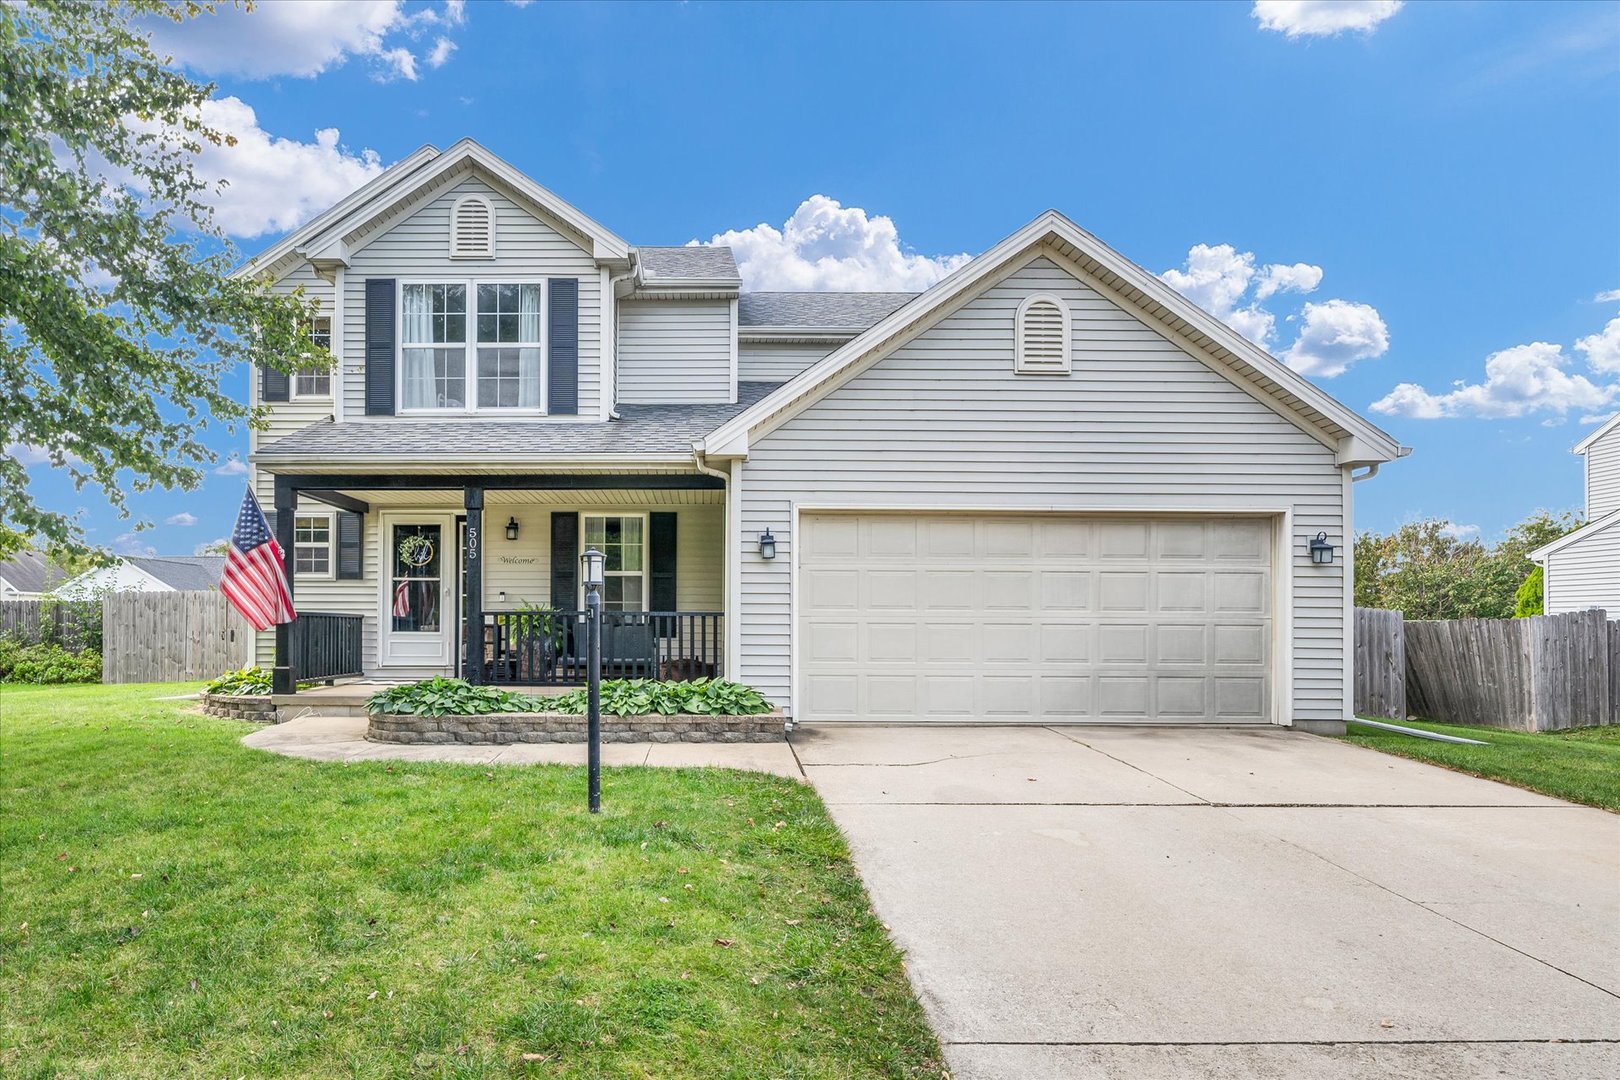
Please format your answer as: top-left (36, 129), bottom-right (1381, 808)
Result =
top-left (337, 487), bottom-right (724, 507)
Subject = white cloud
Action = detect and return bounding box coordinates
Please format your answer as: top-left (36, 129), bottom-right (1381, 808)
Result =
top-left (1282, 299), bottom-right (1390, 377)
top-left (1255, 262), bottom-right (1324, 300)
top-left (1253, 1), bottom-right (1404, 38)
top-left (1574, 315), bottom-right (1620, 374)
top-left (426, 37), bottom-right (457, 69)
top-left (1372, 342), bottom-right (1619, 420)
top-left (165, 512), bottom-right (198, 527)
top-left (214, 455), bottom-right (250, 477)
top-left (1438, 522), bottom-right (1481, 540)
top-left (145, 0), bottom-right (468, 83)
top-left (113, 532), bottom-right (156, 557)
top-left (1593, 288), bottom-right (1620, 303)
top-left (703, 195), bottom-right (971, 291)
top-left (6, 440), bottom-right (79, 468)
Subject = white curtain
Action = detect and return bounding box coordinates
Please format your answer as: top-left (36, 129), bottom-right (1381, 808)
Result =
top-left (401, 284), bottom-right (432, 343)
top-left (518, 284), bottom-right (542, 342)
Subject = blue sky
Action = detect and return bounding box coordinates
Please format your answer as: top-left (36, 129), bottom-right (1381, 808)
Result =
top-left (20, 0), bottom-right (1620, 554)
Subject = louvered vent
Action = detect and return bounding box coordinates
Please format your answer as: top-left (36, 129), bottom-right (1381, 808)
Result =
top-left (450, 195), bottom-right (494, 258)
top-left (1015, 295), bottom-right (1071, 374)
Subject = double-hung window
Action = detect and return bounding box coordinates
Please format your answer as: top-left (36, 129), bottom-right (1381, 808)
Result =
top-left (583, 515), bottom-right (646, 611)
top-left (293, 514), bottom-right (332, 576)
top-left (400, 282), bottom-right (543, 412)
top-left (292, 317), bottom-right (332, 398)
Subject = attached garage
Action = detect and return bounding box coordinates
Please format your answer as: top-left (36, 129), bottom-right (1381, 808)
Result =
top-left (797, 512), bottom-right (1276, 724)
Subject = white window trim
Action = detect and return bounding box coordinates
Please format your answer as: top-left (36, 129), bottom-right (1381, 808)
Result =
top-left (396, 278), bottom-right (549, 417)
top-left (449, 193), bottom-right (496, 260)
top-left (580, 512), bottom-right (649, 611)
top-left (291, 315), bottom-right (334, 400)
top-left (292, 511), bottom-right (335, 580)
top-left (1014, 292), bottom-right (1073, 375)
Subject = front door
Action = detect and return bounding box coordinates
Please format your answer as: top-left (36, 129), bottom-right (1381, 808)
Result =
top-left (380, 515), bottom-right (454, 669)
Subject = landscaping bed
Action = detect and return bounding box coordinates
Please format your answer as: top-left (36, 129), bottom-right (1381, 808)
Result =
top-left (199, 689), bottom-right (276, 723)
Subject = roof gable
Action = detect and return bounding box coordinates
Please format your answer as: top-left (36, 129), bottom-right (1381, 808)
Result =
top-left (1573, 411), bottom-right (1620, 455)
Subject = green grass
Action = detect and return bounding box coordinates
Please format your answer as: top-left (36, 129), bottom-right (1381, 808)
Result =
top-left (0, 684), bottom-right (943, 1079)
top-left (1342, 716), bottom-right (1620, 812)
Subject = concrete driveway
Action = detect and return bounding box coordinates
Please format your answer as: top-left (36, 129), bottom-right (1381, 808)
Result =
top-left (792, 725), bottom-right (1620, 1080)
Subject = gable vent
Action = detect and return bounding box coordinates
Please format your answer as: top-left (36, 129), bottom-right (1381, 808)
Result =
top-left (1015, 294), bottom-right (1071, 374)
top-left (450, 194), bottom-right (494, 259)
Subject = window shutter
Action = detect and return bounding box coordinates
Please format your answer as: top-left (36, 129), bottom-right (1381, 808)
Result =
top-left (336, 511), bottom-right (364, 580)
top-left (364, 278), bottom-right (396, 415)
top-left (547, 277), bottom-right (579, 415)
top-left (450, 195), bottom-right (494, 258)
top-left (261, 364), bottom-right (290, 403)
top-left (649, 512), bottom-right (677, 612)
top-left (550, 511), bottom-right (579, 608)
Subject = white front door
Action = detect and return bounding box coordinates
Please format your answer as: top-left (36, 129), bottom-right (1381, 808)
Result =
top-left (380, 514), bottom-right (455, 668)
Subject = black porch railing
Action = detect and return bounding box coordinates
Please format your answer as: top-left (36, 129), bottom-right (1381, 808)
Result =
top-left (474, 610), bottom-right (723, 686)
top-left (292, 612), bottom-right (365, 681)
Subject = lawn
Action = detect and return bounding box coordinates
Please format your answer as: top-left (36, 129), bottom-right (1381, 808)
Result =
top-left (0, 684), bottom-right (943, 1079)
top-left (1342, 716), bottom-right (1620, 812)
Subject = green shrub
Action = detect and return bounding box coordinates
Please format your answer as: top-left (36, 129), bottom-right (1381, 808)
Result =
top-left (366, 677), bottom-right (546, 717)
top-left (1513, 565), bottom-right (1544, 618)
top-left (550, 678), bottom-right (773, 717)
top-left (205, 666), bottom-right (275, 696)
top-left (0, 640), bottom-right (100, 684)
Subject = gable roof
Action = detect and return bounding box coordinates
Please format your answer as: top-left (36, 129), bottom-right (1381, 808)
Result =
top-left (739, 292), bottom-right (919, 330)
top-left (703, 210), bottom-right (1408, 466)
top-left (637, 246), bottom-right (741, 288)
top-left (0, 550), bottom-right (67, 594)
top-left (1573, 412), bottom-right (1620, 454)
top-left (123, 556), bottom-right (226, 591)
top-left (1529, 508), bottom-right (1620, 562)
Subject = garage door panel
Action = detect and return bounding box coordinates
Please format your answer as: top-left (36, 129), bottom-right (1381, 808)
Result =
top-left (1156, 571), bottom-right (1208, 613)
top-left (1040, 569), bottom-right (1091, 610)
top-left (1097, 623), bottom-right (1150, 664)
top-left (1098, 571), bottom-right (1151, 612)
top-left (1155, 624), bottom-right (1208, 666)
top-left (921, 569), bottom-right (976, 609)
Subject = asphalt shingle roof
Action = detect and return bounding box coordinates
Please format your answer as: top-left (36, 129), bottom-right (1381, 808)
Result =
top-left (738, 292), bottom-right (920, 329)
top-left (127, 556), bottom-right (225, 591)
top-left (0, 550), bottom-right (66, 595)
top-left (637, 246), bottom-right (741, 285)
top-left (255, 383), bottom-right (779, 462)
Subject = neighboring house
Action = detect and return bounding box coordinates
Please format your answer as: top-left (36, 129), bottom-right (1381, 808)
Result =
top-left (240, 138), bottom-right (1406, 732)
top-left (54, 556), bottom-right (225, 599)
top-left (0, 550), bottom-right (67, 600)
top-left (1531, 413), bottom-right (1620, 617)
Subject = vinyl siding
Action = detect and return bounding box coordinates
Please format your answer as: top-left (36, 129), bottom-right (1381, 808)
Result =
top-left (616, 299), bottom-right (734, 404)
top-left (738, 341), bottom-right (837, 382)
top-left (339, 174), bottom-right (605, 419)
top-left (1544, 520), bottom-right (1620, 617)
top-left (735, 255), bottom-right (1350, 724)
top-left (251, 264), bottom-right (335, 487)
top-left (1585, 425), bottom-right (1620, 519)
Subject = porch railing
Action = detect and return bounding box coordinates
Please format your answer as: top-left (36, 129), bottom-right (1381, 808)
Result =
top-left (292, 612), bottom-right (365, 682)
top-left (473, 610), bottom-right (723, 686)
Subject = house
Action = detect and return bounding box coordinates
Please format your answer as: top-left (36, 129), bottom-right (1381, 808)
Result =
top-left (0, 550), bottom-right (67, 600)
top-left (241, 139), bottom-right (1406, 733)
top-left (1531, 412), bottom-right (1620, 617)
top-left (54, 556), bottom-right (225, 599)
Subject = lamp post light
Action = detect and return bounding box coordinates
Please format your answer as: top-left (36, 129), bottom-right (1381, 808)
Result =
top-left (581, 546), bottom-right (606, 813)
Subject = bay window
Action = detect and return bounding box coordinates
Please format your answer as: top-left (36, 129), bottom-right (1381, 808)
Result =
top-left (401, 281), bottom-right (544, 412)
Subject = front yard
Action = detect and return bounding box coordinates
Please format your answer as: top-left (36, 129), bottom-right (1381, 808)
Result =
top-left (0, 684), bottom-right (942, 1078)
top-left (1343, 717), bottom-right (1620, 812)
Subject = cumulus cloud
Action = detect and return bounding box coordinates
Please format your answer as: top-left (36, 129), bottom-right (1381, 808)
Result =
top-left (1438, 522), bottom-right (1481, 540)
top-left (1282, 299), bottom-right (1391, 377)
top-left (214, 455), bottom-right (250, 477)
top-left (1252, 0), bottom-right (1404, 38)
top-left (1593, 288), bottom-right (1620, 303)
top-left (6, 440), bottom-right (79, 468)
top-left (426, 37), bottom-right (457, 68)
top-left (145, 1), bottom-right (462, 82)
top-left (1255, 262), bottom-right (1324, 300)
top-left (165, 512), bottom-right (198, 527)
top-left (1575, 315), bottom-right (1620, 374)
top-left (113, 532), bottom-right (157, 557)
top-left (1371, 341), bottom-right (1618, 420)
top-left (702, 195), bottom-right (971, 291)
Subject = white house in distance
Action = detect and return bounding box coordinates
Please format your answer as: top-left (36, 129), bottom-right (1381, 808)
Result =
top-left (0, 550), bottom-right (66, 600)
top-left (239, 139), bottom-right (1407, 733)
top-left (53, 556), bottom-right (225, 599)
top-left (1532, 412), bottom-right (1620, 617)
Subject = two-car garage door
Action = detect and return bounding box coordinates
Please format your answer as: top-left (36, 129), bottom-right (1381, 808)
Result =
top-left (798, 513), bottom-right (1275, 724)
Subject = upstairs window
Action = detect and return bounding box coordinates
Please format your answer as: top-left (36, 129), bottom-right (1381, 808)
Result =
top-left (1014, 294), bottom-right (1071, 375)
top-left (450, 194), bottom-right (494, 258)
top-left (400, 282), bottom-right (543, 412)
top-left (292, 317), bottom-right (332, 398)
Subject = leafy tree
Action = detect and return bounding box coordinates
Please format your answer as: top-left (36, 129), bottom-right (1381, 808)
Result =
top-left (1, 0), bottom-right (321, 558)
top-left (1514, 565), bottom-right (1544, 618)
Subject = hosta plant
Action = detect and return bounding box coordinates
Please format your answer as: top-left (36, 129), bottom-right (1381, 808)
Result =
top-left (366, 677), bottom-right (546, 717)
top-left (550, 678), bottom-right (772, 717)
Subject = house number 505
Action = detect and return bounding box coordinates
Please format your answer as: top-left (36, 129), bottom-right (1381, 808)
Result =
top-left (466, 526), bottom-right (479, 561)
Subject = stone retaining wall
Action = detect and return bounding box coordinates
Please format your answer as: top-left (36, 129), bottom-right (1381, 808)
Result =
top-left (368, 711), bottom-right (786, 745)
top-left (201, 691), bottom-right (277, 724)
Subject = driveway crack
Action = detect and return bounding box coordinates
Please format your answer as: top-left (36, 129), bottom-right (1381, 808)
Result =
top-left (1044, 726), bottom-right (1213, 804)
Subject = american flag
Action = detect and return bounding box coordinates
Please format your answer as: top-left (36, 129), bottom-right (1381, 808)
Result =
top-left (220, 487), bottom-right (295, 631)
top-left (392, 580), bottom-right (411, 619)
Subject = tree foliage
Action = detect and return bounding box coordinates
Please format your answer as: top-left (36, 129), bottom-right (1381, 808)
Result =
top-left (1354, 511), bottom-right (1581, 620)
top-left (1, 0), bottom-right (321, 557)
top-left (1514, 564), bottom-right (1544, 618)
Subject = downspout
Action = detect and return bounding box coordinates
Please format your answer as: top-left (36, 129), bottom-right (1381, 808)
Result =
top-left (605, 256), bottom-right (639, 420)
top-left (1350, 463), bottom-right (1380, 482)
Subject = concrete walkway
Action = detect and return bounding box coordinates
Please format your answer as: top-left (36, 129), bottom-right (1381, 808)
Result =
top-left (241, 714), bottom-right (804, 779)
top-left (794, 724), bottom-right (1620, 1080)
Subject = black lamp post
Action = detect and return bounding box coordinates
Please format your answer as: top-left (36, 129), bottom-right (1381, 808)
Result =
top-left (581, 546), bottom-right (605, 813)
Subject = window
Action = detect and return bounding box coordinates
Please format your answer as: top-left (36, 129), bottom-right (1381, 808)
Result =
top-left (293, 514), bottom-right (332, 576)
top-left (401, 282), bottom-right (543, 412)
top-left (584, 515), bottom-right (646, 611)
top-left (450, 194), bottom-right (494, 258)
top-left (1014, 293), bottom-right (1071, 374)
top-left (292, 317), bottom-right (332, 398)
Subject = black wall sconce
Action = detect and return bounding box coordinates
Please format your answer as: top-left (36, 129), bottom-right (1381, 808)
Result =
top-left (1309, 531), bottom-right (1334, 565)
top-left (758, 528), bottom-right (777, 560)
top-left (505, 517), bottom-right (520, 542)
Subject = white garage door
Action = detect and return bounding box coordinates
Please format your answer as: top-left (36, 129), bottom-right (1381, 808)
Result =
top-left (798, 513), bottom-right (1274, 724)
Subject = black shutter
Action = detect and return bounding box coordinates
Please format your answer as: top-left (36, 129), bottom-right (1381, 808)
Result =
top-left (547, 277), bottom-right (578, 415)
top-left (336, 511), bottom-right (364, 580)
top-left (364, 277), bottom-right (396, 416)
top-left (649, 512), bottom-right (677, 612)
top-left (261, 364), bottom-right (290, 403)
top-left (550, 511), bottom-right (578, 608)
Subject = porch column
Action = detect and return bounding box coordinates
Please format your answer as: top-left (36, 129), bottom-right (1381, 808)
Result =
top-left (463, 486), bottom-right (484, 683)
top-left (272, 475), bottom-right (297, 694)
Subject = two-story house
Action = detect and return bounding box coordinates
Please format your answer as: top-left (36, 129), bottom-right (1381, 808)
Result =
top-left (243, 139), bottom-right (1406, 733)
top-left (1531, 413), bottom-right (1620, 616)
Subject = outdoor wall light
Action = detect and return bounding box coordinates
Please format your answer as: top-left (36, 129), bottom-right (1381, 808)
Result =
top-left (505, 516), bottom-right (520, 542)
top-left (581, 546), bottom-right (606, 588)
top-left (1309, 531), bottom-right (1335, 565)
top-left (758, 528), bottom-right (777, 560)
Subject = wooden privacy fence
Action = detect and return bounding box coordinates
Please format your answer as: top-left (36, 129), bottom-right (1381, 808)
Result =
top-left (101, 591), bottom-right (253, 684)
top-left (1354, 607), bottom-right (1616, 731)
top-left (0, 599), bottom-right (100, 651)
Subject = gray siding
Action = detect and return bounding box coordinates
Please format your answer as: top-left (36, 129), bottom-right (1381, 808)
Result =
top-left (1586, 424), bottom-right (1620, 519)
top-left (1544, 521), bottom-right (1620, 617)
top-left (738, 341), bottom-right (836, 383)
top-left (735, 256), bottom-right (1350, 724)
top-left (617, 299), bottom-right (733, 404)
